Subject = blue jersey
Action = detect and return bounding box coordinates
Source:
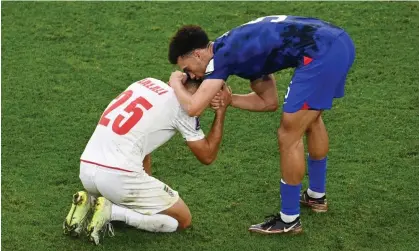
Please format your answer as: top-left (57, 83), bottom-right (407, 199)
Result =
top-left (204, 15), bottom-right (345, 81)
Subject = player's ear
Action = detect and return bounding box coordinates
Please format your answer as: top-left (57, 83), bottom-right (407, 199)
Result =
top-left (193, 50), bottom-right (201, 59)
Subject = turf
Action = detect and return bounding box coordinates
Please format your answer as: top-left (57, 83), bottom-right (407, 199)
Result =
top-left (2, 2), bottom-right (419, 251)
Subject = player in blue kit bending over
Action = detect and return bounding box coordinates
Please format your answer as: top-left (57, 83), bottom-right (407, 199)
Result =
top-left (168, 15), bottom-right (355, 234)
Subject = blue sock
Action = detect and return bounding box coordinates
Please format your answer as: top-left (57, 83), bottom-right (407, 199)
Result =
top-left (280, 180), bottom-right (302, 219)
top-left (308, 155), bottom-right (327, 193)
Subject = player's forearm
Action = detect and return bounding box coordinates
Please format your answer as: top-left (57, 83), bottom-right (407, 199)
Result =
top-left (171, 83), bottom-right (207, 117)
top-left (143, 154), bottom-right (152, 175)
top-left (231, 93), bottom-right (276, 112)
top-left (205, 110), bottom-right (226, 163)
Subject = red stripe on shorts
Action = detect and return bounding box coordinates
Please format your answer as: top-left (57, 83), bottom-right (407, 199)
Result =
top-left (80, 159), bottom-right (133, 173)
top-left (301, 102), bottom-right (310, 110)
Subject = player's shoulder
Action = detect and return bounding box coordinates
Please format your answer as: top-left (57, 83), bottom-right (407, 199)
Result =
top-left (206, 39), bottom-right (236, 75)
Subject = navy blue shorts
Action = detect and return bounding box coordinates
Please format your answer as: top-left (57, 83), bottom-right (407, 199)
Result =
top-left (283, 31), bottom-right (356, 113)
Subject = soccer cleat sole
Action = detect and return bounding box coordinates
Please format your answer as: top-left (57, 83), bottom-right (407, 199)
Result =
top-left (87, 228), bottom-right (100, 245)
top-left (248, 226), bottom-right (303, 235)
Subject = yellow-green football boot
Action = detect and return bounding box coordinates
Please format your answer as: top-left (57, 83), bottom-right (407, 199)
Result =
top-left (63, 191), bottom-right (92, 237)
top-left (87, 197), bottom-right (114, 245)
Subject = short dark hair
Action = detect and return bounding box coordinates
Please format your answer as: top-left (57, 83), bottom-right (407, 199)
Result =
top-left (184, 75), bottom-right (203, 88)
top-left (168, 25), bottom-right (209, 64)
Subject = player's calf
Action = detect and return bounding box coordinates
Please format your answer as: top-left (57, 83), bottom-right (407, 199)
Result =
top-left (305, 115), bottom-right (329, 209)
top-left (112, 197), bottom-right (191, 232)
top-left (306, 114), bottom-right (329, 160)
top-left (110, 203), bottom-right (181, 233)
top-left (86, 196), bottom-right (188, 246)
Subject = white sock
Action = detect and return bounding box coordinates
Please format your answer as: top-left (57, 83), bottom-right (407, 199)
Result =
top-left (111, 204), bottom-right (128, 221)
top-left (307, 188), bottom-right (325, 199)
top-left (111, 204), bottom-right (178, 232)
top-left (280, 212), bottom-right (299, 223)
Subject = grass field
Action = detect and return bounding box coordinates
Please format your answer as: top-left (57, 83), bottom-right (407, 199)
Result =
top-left (2, 2), bottom-right (419, 251)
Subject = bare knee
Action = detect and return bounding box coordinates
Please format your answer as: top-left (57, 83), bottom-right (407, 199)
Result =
top-left (278, 126), bottom-right (292, 149)
top-left (277, 115), bottom-right (303, 149)
top-left (177, 213), bottom-right (192, 230)
top-left (161, 198), bottom-right (192, 230)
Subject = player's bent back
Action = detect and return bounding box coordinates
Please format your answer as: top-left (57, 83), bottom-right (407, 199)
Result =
top-left (81, 77), bottom-right (205, 173)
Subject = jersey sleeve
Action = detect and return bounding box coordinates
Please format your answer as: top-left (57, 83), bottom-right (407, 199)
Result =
top-left (204, 52), bottom-right (231, 81)
top-left (174, 108), bottom-right (205, 142)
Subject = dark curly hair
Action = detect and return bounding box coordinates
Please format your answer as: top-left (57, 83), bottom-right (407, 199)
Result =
top-left (168, 25), bottom-right (210, 64)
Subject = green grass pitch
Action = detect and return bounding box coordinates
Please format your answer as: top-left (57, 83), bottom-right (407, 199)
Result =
top-left (1, 2), bottom-right (419, 251)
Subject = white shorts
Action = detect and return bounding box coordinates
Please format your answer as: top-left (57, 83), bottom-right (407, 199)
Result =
top-left (79, 162), bottom-right (179, 215)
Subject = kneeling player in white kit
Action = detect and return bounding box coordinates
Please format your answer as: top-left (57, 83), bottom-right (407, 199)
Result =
top-left (63, 76), bottom-right (230, 245)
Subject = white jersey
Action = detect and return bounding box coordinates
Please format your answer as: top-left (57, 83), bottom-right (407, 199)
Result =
top-left (80, 77), bottom-right (205, 172)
